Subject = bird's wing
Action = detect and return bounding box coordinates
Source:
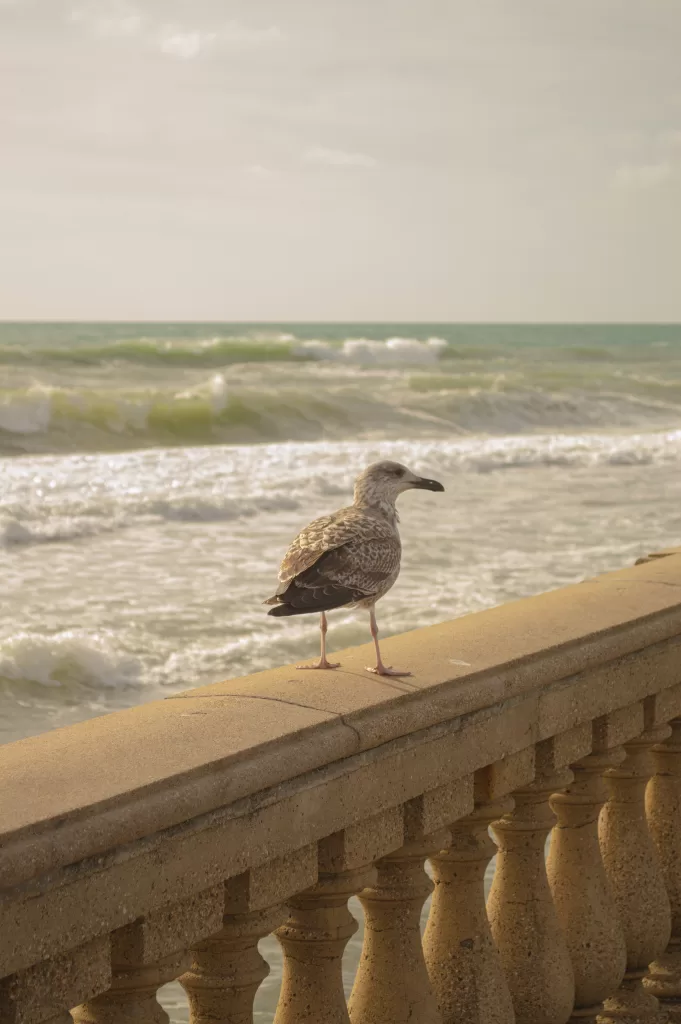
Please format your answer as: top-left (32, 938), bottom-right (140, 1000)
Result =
top-left (277, 507), bottom-right (395, 584)
top-left (267, 509), bottom-right (400, 613)
top-left (273, 536), bottom-right (400, 613)
top-left (306, 534), bottom-right (399, 591)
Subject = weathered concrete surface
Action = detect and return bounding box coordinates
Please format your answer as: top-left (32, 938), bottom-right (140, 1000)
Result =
top-left (2, 550), bottom-right (681, 986)
top-left (3, 554), bottom-right (681, 888)
top-left (0, 936), bottom-right (111, 1024)
top-left (0, 695), bottom-right (356, 887)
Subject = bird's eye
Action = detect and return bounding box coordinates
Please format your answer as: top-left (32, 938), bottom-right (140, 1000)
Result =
top-left (392, 467), bottom-right (405, 477)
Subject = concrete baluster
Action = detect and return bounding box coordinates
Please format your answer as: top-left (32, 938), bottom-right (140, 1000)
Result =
top-left (274, 866), bottom-right (375, 1024)
top-left (74, 888), bottom-right (226, 1024)
top-left (488, 731), bottom-right (591, 1024)
top-left (349, 779), bottom-right (473, 1024)
top-left (273, 807), bottom-right (405, 1024)
top-left (599, 727), bottom-right (672, 1022)
top-left (181, 850), bottom-right (318, 1024)
top-left (547, 749), bottom-right (627, 1022)
top-left (423, 798), bottom-right (515, 1024)
top-left (645, 717), bottom-right (681, 1017)
top-left (73, 951), bottom-right (188, 1024)
top-left (422, 750), bottom-right (536, 1024)
top-left (348, 778), bottom-right (475, 1019)
top-left (348, 835), bottom-right (447, 1024)
top-left (183, 906), bottom-right (284, 1024)
top-left (546, 707), bottom-right (647, 1022)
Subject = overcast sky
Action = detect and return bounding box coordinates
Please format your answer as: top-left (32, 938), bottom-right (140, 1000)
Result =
top-left (1, 0), bottom-right (680, 321)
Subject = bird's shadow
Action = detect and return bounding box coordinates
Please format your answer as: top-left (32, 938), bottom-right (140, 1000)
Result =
top-left (310, 666), bottom-right (423, 694)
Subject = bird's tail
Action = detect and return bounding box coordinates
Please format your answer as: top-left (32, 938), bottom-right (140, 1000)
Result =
top-left (267, 604), bottom-right (303, 617)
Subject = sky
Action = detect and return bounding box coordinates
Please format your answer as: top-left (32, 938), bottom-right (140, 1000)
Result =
top-left (1, 0), bottom-right (680, 321)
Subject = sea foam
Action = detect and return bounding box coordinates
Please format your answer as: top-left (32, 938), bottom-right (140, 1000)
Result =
top-left (0, 630), bottom-right (143, 690)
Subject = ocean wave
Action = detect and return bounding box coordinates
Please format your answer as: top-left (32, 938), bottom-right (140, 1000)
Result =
top-left (146, 493), bottom-right (301, 522)
top-left (0, 513), bottom-right (117, 548)
top-left (292, 336), bottom-right (448, 365)
top-left (3, 429), bottom-right (681, 551)
top-left (0, 492), bottom-right (303, 548)
top-left (0, 334), bottom-right (455, 369)
top-left (2, 370), bottom-right (681, 455)
top-left (0, 337), bottom-right (306, 368)
top-left (0, 386), bottom-right (53, 434)
top-left (0, 630), bottom-right (143, 690)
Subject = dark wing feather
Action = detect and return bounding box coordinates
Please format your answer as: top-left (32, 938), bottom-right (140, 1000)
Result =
top-left (267, 538), bottom-right (397, 617)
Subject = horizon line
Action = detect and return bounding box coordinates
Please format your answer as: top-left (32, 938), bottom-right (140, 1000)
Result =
top-left (2, 319), bottom-right (681, 327)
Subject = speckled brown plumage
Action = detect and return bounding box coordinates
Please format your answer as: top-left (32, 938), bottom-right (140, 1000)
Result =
top-left (265, 506), bottom-right (401, 615)
top-left (264, 459), bottom-right (444, 674)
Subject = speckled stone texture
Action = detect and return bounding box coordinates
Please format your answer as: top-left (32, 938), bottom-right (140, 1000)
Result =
top-left (275, 868), bottom-right (375, 1024)
top-left (547, 750), bottom-right (627, 1022)
top-left (349, 836), bottom-right (448, 1024)
top-left (488, 765), bottom-right (576, 1024)
top-left (599, 729), bottom-right (672, 1022)
top-left (0, 938), bottom-right (111, 1024)
top-left (423, 797), bottom-right (515, 1024)
top-left (181, 906), bottom-right (284, 1024)
top-left (646, 719), bottom-right (681, 1019)
top-left (72, 951), bottom-right (186, 1024)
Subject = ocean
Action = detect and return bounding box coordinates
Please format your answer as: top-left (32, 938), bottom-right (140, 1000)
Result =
top-left (2, 321), bottom-right (681, 1019)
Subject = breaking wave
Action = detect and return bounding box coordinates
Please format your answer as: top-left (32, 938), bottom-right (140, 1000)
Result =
top-left (3, 429), bottom-right (681, 550)
top-left (3, 369), bottom-right (681, 455)
top-left (0, 335), bottom-right (452, 369)
top-left (3, 323), bottom-right (681, 455)
top-left (0, 492), bottom-right (303, 548)
top-left (0, 630), bottom-right (143, 691)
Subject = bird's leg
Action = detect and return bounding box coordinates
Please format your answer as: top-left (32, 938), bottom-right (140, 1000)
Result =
top-left (366, 607), bottom-right (411, 677)
top-left (297, 611), bottom-right (341, 670)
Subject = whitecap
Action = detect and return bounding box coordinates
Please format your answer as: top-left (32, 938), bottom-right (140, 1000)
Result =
top-left (0, 630), bottom-right (142, 690)
top-left (209, 373), bottom-right (229, 414)
top-left (292, 337), bottom-right (447, 365)
top-left (0, 386), bottom-right (53, 434)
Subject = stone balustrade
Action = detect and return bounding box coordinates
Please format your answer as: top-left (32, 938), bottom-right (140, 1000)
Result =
top-left (3, 547), bottom-right (681, 1023)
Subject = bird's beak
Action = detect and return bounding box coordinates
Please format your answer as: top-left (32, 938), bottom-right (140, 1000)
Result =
top-left (411, 476), bottom-right (445, 492)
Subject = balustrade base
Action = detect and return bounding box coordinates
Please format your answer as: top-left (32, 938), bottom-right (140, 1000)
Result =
top-left (599, 972), bottom-right (670, 1023)
top-left (644, 950), bottom-right (681, 1011)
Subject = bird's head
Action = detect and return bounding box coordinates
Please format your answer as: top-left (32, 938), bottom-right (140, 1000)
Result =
top-left (353, 460), bottom-right (445, 509)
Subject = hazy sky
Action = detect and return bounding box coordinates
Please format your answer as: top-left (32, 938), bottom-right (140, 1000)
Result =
top-left (1, 0), bottom-right (680, 320)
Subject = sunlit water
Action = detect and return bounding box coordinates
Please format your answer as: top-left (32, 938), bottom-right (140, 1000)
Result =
top-left (4, 436), bottom-right (681, 742)
top-left (2, 324), bottom-right (681, 1020)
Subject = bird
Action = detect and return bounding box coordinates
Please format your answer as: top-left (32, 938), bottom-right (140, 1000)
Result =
top-left (264, 460), bottom-right (445, 676)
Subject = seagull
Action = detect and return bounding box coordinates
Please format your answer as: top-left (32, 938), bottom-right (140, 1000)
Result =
top-left (264, 460), bottom-right (445, 676)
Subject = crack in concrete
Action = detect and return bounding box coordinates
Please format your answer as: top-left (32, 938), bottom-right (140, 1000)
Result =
top-left (338, 715), bottom-right (362, 748)
top-left (594, 577), bottom-right (681, 589)
top-left (167, 691), bottom-right (330, 714)
top-left (166, 691), bottom-right (363, 750)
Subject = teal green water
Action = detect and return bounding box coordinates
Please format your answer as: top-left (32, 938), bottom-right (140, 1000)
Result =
top-left (2, 322), bottom-right (680, 453)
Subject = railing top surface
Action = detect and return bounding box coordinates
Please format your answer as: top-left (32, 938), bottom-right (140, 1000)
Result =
top-left (2, 550), bottom-right (681, 891)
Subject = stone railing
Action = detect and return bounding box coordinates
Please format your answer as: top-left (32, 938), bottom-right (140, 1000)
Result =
top-left (3, 548), bottom-right (681, 1024)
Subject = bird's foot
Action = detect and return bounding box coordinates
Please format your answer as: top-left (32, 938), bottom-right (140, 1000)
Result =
top-left (297, 659), bottom-right (341, 670)
top-left (366, 665), bottom-right (412, 677)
